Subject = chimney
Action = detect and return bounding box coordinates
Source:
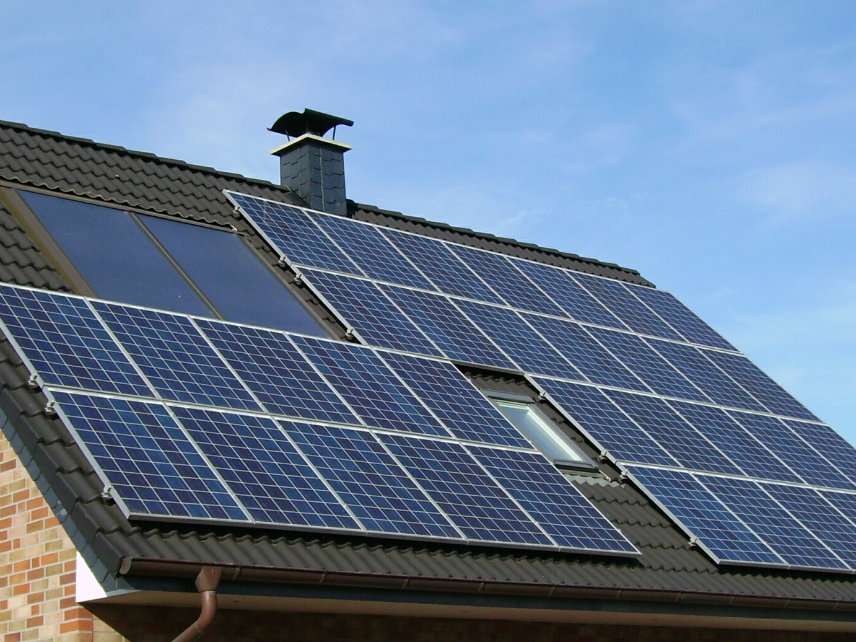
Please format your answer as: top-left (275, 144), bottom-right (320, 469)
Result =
top-left (269, 108), bottom-right (353, 215)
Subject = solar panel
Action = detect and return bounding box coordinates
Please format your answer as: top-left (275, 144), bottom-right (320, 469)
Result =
top-left (572, 274), bottom-right (681, 340)
top-left (588, 329), bottom-right (708, 402)
top-left (523, 316), bottom-right (647, 391)
top-left (448, 245), bottom-right (563, 316)
top-left (226, 192), bottom-right (360, 274)
top-left (312, 214), bottom-right (433, 289)
top-left (626, 466), bottom-right (782, 565)
top-left (299, 269), bottom-right (442, 356)
top-left (381, 286), bottom-right (516, 370)
top-left (703, 350), bottom-right (817, 421)
top-left (512, 261), bottom-right (626, 329)
top-left (283, 422), bottom-right (460, 538)
top-left (171, 407), bottom-right (357, 528)
top-left (822, 491), bottom-right (856, 526)
top-left (380, 229), bottom-right (503, 303)
top-left (194, 319), bottom-right (358, 423)
top-left (454, 300), bottom-right (582, 379)
top-left (0, 286), bottom-right (149, 396)
top-left (290, 336), bottom-right (449, 436)
top-left (92, 302), bottom-right (260, 411)
top-left (628, 286), bottom-right (735, 350)
top-left (648, 340), bottom-right (764, 412)
top-left (532, 378), bottom-right (677, 466)
top-left (782, 419), bottom-right (856, 485)
top-left (667, 402), bottom-right (800, 483)
top-left (726, 411), bottom-right (852, 490)
top-left (605, 391), bottom-right (740, 474)
top-left (470, 447), bottom-right (638, 553)
top-left (52, 391), bottom-right (247, 522)
top-left (697, 474), bottom-right (847, 571)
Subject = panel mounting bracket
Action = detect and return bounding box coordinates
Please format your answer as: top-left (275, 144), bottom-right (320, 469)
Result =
top-left (43, 400), bottom-right (57, 416)
top-left (100, 485), bottom-right (115, 502)
top-left (27, 373), bottom-right (42, 390)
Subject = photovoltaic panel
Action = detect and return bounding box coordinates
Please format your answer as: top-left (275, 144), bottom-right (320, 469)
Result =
top-left (454, 300), bottom-right (582, 379)
top-left (606, 391), bottom-right (740, 474)
top-left (627, 466), bottom-right (783, 565)
top-left (572, 274), bottom-right (681, 340)
top-left (588, 329), bottom-right (708, 402)
top-left (226, 192), bottom-right (360, 274)
top-left (52, 391), bottom-right (247, 521)
top-left (628, 286), bottom-right (735, 350)
top-left (283, 422), bottom-right (460, 538)
top-left (93, 302), bottom-right (260, 411)
top-left (513, 261), bottom-right (626, 329)
top-left (727, 411), bottom-right (853, 490)
top-left (380, 229), bottom-right (503, 303)
top-left (381, 286), bottom-right (516, 370)
top-left (299, 269), bottom-right (442, 356)
top-left (0, 286), bottom-right (149, 396)
top-left (470, 447), bottom-right (638, 553)
top-left (697, 474), bottom-right (847, 571)
top-left (379, 352), bottom-right (530, 448)
top-left (704, 350), bottom-right (817, 421)
top-left (194, 319), bottom-right (358, 424)
top-left (762, 483), bottom-right (856, 568)
top-left (380, 434), bottom-right (551, 545)
top-left (648, 339), bottom-right (764, 412)
top-left (172, 407), bottom-right (357, 528)
top-left (668, 401), bottom-right (800, 483)
top-left (312, 214), bottom-right (433, 289)
top-left (290, 336), bottom-right (448, 436)
top-left (448, 245), bottom-right (563, 316)
top-left (782, 419), bottom-right (856, 485)
top-left (524, 316), bottom-right (647, 391)
top-left (533, 378), bottom-right (677, 466)
top-left (823, 491), bottom-right (856, 526)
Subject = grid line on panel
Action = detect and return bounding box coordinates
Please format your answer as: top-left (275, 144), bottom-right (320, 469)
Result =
top-left (0, 286), bottom-right (150, 396)
top-left (823, 491), bottom-right (856, 527)
top-left (52, 391), bottom-right (248, 522)
top-left (92, 302), bottom-right (260, 411)
top-left (781, 420), bottom-right (856, 486)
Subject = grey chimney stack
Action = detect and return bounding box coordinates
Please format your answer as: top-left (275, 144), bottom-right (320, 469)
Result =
top-left (269, 109), bottom-right (353, 216)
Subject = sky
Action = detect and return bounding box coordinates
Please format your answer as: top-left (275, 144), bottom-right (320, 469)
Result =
top-left (3, 1), bottom-right (855, 442)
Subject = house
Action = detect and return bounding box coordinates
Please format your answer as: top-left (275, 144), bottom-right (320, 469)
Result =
top-left (0, 109), bottom-right (853, 642)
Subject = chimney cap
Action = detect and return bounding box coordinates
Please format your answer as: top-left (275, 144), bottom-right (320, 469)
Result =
top-left (270, 108), bottom-right (354, 138)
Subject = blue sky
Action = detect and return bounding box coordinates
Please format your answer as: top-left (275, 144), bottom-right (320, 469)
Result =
top-left (3, 2), bottom-right (855, 441)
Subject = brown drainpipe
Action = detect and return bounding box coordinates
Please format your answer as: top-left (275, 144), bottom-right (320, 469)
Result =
top-left (172, 566), bottom-right (222, 642)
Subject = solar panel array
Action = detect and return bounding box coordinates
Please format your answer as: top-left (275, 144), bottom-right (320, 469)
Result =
top-left (226, 190), bottom-right (856, 573)
top-left (0, 282), bottom-right (637, 556)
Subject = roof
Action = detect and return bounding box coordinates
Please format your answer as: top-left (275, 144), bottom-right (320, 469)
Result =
top-left (0, 117), bottom-right (853, 617)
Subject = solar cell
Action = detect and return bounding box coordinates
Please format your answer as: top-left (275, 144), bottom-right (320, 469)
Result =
top-left (454, 300), bottom-right (582, 379)
top-left (523, 316), bottom-right (647, 391)
top-left (381, 286), bottom-right (516, 369)
top-left (572, 274), bottom-right (681, 340)
top-left (668, 402), bottom-right (800, 483)
top-left (448, 245), bottom-right (563, 315)
top-left (195, 319), bottom-right (358, 423)
top-left (284, 422), bottom-right (460, 538)
top-left (470, 447), bottom-right (638, 553)
top-left (0, 286), bottom-right (149, 396)
top-left (606, 391), bottom-right (740, 474)
top-left (313, 214), bottom-right (433, 289)
top-left (822, 491), bottom-right (856, 526)
top-left (172, 407), bottom-right (357, 528)
top-left (626, 466), bottom-right (782, 565)
top-left (532, 378), bottom-right (677, 466)
top-left (52, 391), bottom-right (247, 521)
top-left (226, 192), bottom-right (360, 274)
top-left (588, 329), bottom-right (708, 402)
top-left (290, 336), bottom-right (448, 436)
top-left (299, 270), bottom-right (442, 356)
top-left (379, 352), bottom-right (529, 447)
top-left (648, 340), bottom-right (764, 412)
top-left (380, 229), bottom-right (503, 303)
top-left (781, 420), bottom-right (856, 486)
top-left (379, 434), bottom-right (551, 545)
top-left (93, 302), bottom-right (260, 411)
top-left (698, 474), bottom-right (847, 571)
top-left (704, 350), bottom-right (817, 421)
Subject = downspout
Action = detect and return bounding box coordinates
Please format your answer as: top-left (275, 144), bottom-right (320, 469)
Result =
top-left (172, 566), bottom-right (222, 642)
